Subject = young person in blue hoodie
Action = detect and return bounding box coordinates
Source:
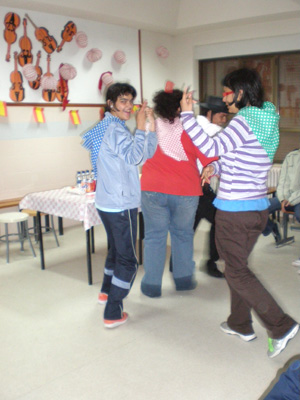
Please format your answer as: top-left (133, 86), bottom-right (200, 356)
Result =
top-left (82, 83), bottom-right (157, 328)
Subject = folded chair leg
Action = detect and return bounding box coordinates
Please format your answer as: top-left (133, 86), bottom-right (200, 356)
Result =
top-left (276, 212), bottom-right (294, 247)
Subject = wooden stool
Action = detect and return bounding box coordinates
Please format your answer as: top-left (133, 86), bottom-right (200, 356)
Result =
top-left (0, 212), bottom-right (36, 263)
top-left (21, 209), bottom-right (59, 247)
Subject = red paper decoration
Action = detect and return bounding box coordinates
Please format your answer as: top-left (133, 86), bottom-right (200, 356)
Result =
top-left (98, 71), bottom-right (113, 92)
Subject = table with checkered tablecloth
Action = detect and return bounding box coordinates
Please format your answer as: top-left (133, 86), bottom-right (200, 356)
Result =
top-left (19, 187), bottom-right (102, 285)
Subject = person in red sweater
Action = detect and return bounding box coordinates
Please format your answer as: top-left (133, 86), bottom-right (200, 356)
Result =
top-left (140, 88), bottom-right (217, 297)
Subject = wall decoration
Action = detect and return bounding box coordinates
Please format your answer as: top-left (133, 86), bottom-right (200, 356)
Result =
top-left (57, 63), bottom-right (77, 109)
top-left (18, 18), bottom-right (33, 66)
top-left (25, 13), bottom-right (57, 54)
top-left (9, 51), bottom-right (24, 102)
top-left (4, 12), bottom-right (20, 62)
top-left (1, 5), bottom-right (141, 104)
top-left (164, 80), bottom-right (174, 93)
top-left (99, 107), bottom-right (105, 120)
top-left (41, 54), bottom-right (56, 101)
top-left (57, 21), bottom-right (77, 52)
top-left (22, 63), bottom-right (37, 81)
top-left (113, 50), bottom-right (126, 64)
top-left (156, 45), bottom-right (169, 59)
top-left (33, 106), bottom-right (45, 123)
top-left (98, 71), bottom-right (113, 92)
top-left (56, 76), bottom-right (68, 104)
top-left (75, 31), bottom-right (88, 48)
top-left (59, 63), bottom-right (77, 80)
top-left (86, 48), bottom-right (102, 62)
top-left (28, 50), bottom-right (42, 89)
top-left (0, 101), bottom-right (8, 117)
top-left (69, 110), bottom-right (81, 125)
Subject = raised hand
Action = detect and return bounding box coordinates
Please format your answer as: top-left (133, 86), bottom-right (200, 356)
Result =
top-left (145, 107), bottom-right (155, 131)
top-left (180, 87), bottom-right (196, 112)
top-left (136, 101), bottom-right (148, 131)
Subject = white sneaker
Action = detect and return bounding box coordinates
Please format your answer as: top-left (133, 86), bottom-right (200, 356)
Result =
top-left (220, 322), bottom-right (257, 342)
top-left (267, 324), bottom-right (299, 358)
top-left (292, 258), bottom-right (300, 267)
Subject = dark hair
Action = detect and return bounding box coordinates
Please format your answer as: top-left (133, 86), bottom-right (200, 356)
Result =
top-left (200, 107), bottom-right (210, 117)
top-left (153, 89), bottom-right (183, 123)
top-left (200, 108), bottom-right (218, 121)
top-left (222, 68), bottom-right (264, 109)
top-left (105, 82), bottom-right (137, 111)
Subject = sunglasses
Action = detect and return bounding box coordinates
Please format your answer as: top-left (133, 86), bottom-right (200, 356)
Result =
top-left (223, 90), bottom-right (234, 97)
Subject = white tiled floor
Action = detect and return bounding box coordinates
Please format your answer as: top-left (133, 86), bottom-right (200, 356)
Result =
top-left (0, 220), bottom-right (299, 400)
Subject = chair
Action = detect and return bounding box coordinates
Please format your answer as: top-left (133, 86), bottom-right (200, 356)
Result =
top-left (21, 209), bottom-right (59, 247)
top-left (0, 212), bottom-right (36, 263)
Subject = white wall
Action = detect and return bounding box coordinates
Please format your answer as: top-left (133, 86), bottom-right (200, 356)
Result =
top-left (140, 31), bottom-right (177, 104)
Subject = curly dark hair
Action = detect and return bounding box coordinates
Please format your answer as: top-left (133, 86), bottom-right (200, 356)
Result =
top-left (105, 82), bottom-right (137, 112)
top-left (152, 89), bottom-right (183, 123)
top-left (222, 68), bottom-right (264, 109)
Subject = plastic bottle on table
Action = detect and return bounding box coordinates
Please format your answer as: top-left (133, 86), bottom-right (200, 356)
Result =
top-left (76, 171), bottom-right (82, 188)
top-left (81, 170), bottom-right (87, 192)
top-left (91, 169), bottom-right (96, 192)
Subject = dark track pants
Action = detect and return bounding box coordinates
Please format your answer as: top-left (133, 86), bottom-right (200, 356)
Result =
top-left (215, 209), bottom-right (296, 339)
top-left (98, 209), bottom-right (138, 320)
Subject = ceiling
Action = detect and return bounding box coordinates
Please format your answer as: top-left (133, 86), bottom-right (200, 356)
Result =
top-left (4, 0), bottom-right (300, 35)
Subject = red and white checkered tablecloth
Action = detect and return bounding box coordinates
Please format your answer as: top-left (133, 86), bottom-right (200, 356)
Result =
top-left (19, 187), bottom-right (102, 230)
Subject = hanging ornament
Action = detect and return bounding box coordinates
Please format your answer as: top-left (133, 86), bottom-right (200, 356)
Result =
top-left (98, 71), bottom-right (113, 92)
top-left (75, 31), bottom-right (88, 48)
top-left (22, 63), bottom-right (38, 81)
top-left (69, 110), bottom-right (81, 125)
top-left (57, 63), bottom-right (71, 110)
top-left (59, 63), bottom-right (77, 80)
top-left (99, 107), bottom-right (105, 120)
top-left (41, 74), bottom-right (57, 90)
top-left (156, 45), bottom-right (169, 59)
top-left (0, 101), bottom-right (8, 117)
top-left (33, 107), bottom-right (45, 123)
top-left (86, 48), bottom-right (102, 63)
top-left (113, 50), bottom-right (126, 64)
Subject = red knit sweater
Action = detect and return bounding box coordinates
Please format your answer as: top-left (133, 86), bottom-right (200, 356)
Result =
top-left (141, 131), bottom-right (218, 196)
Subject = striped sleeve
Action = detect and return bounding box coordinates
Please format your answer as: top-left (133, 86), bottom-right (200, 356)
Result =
top-left (180, 112), bottom-right (253, 157)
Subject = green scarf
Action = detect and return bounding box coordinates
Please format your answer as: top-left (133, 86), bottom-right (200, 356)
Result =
top-left (237, 101), bottom-right (279, 161)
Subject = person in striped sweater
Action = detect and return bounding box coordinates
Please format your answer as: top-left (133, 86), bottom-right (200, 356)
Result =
top-left (180, 68), bottom-right (299, 358)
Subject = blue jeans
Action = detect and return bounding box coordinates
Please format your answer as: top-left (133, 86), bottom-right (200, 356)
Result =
top-left (263, 197), bottom-right (300, 236)
top-left (141, 191), bottom-right (198, 297)
top-left (264, 360), bottom-right (300, 399)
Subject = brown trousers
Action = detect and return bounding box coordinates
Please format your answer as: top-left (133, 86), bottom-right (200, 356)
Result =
top-left (215, 209), bottom-right (296, 339)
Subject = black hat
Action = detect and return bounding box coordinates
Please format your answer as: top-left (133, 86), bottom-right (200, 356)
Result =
top-left (199, 96), bottom-right (228, 113)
